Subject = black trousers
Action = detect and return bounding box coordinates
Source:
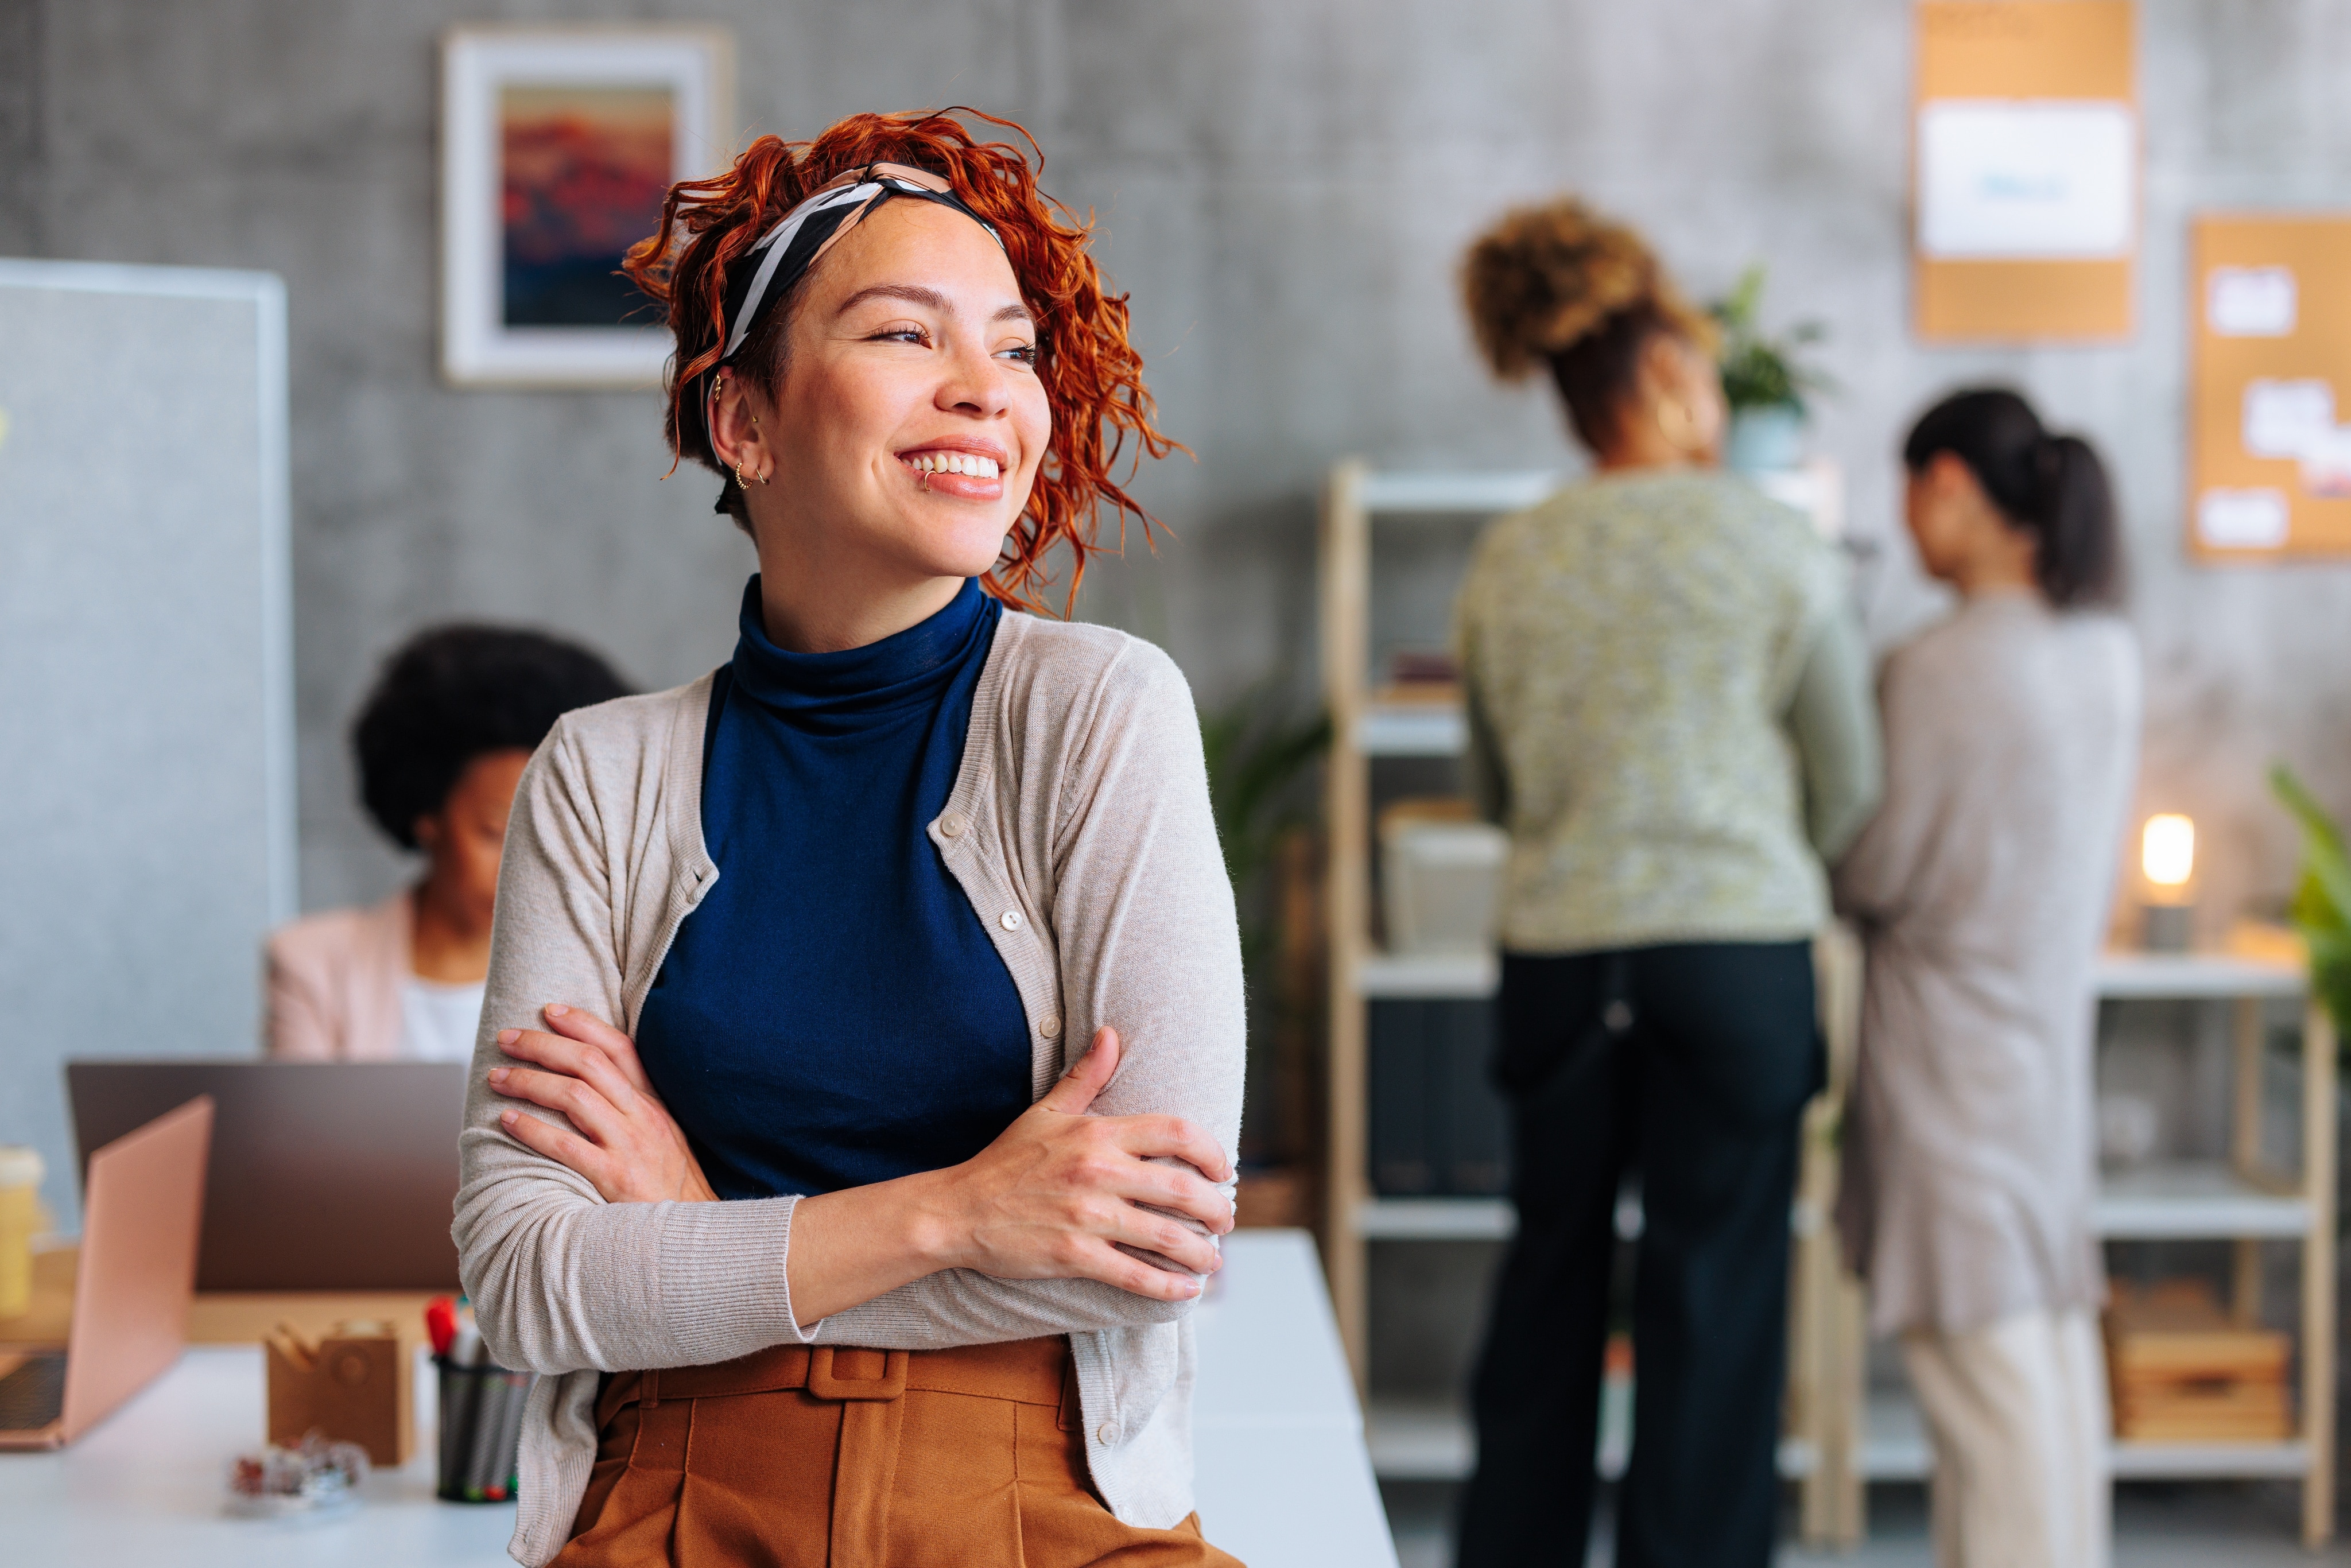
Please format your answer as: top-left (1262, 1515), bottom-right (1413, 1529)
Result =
top-left (1455, 942), bottom-right (1821, 1568)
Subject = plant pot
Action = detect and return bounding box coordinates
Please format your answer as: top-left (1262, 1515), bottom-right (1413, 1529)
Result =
top-left (1726, 403), bottom-right (1806, 475)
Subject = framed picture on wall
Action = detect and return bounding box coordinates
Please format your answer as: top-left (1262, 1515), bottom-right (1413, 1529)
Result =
top-left (440, 25), bottom-right (735, 387)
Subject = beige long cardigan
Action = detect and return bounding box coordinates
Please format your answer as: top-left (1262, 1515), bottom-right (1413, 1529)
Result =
top-left (1833, 592), bottom-right (2140, 1337)
top-left (451, 614), bottom-right (1247, 1567)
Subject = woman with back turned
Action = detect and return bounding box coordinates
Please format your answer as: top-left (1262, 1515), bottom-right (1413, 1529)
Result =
top-left (1836, 390), bottom-right (2139, 1568)
top-left (1451, 199), bottom-right (1880, 1568)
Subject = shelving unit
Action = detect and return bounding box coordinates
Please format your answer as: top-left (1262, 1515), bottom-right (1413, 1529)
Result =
top-left (1316, 459), bottom-right (2338, 1548)
top-left (1317, 457), bottom-right (1855, 1513)
top-left (1317, 458), bottom-right (1558, 1385)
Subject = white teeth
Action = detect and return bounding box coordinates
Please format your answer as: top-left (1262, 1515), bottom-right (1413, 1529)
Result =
top-left (906, 452), bottom-right (1000, 478)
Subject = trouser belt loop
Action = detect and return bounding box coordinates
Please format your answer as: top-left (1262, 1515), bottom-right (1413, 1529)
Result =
top-left (816, 1349), bottom-right (909, 1568)
top-left (806, 1346), bottom-right (909, 1402)
top-left (641, 1367), bottom-right (659, 1411)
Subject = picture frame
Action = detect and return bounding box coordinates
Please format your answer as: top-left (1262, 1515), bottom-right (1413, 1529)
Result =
top-left (440, 25), bottom-right (735, 387)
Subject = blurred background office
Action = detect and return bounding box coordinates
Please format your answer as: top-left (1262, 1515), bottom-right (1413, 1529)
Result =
top-left (7, 2), bottom-right (2351, 1564)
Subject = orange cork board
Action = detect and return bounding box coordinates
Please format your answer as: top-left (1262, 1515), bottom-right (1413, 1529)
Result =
top-left (2189, 216), bottom-right (2351, 560)
top-left (1914, 2), bottom-right (2138, 343)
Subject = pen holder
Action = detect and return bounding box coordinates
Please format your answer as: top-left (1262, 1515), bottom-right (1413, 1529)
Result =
top-left (434, 1356), bottom-right (532, 1503)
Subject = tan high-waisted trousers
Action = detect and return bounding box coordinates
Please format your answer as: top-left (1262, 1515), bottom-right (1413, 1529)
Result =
top-left (553, 1336), bottom-right (1244, 1568)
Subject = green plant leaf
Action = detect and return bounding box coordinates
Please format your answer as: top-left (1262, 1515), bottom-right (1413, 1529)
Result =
top-left (1706, 263), bottom-right (1835, 416)
top-left (2272, 764), bottom-right (2351, 1041)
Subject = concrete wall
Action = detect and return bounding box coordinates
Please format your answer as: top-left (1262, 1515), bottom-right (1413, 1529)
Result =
top-left (7, 0), bottom-right (2351, 927)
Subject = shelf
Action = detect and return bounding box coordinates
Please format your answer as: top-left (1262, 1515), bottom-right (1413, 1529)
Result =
top-left (1366, 1398), bottom-right (1813, 1484)
top-left (1360, 701), bottom-right (1467, 756)
top-left (2093, 1161), bottom-right (2312, 1238)
top-left (1356, 471), bottom-right (1558, 515)
top-left (1356, 1196), bottom-right (1515, 1241)
top-left (1353, 946), bottom-right (2306, 1006)
top-left (1357, 1163), bottom-right (2306, 1245)
top-left (2093, 950), bottom-right (2305, 1000)
top-left (1861, 1386), bottom-right (2314, 1482)
top-left (1356, 949), bottom-right (1496, 998)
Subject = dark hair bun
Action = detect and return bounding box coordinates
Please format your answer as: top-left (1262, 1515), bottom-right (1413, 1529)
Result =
top-left (351, 625), bottom-right (632, 849)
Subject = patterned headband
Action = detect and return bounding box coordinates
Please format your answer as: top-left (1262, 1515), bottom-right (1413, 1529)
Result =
top-left (712, 162), bottom-right (1006, 378)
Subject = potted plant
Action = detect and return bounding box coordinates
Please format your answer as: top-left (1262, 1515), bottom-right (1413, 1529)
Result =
top-left (1709, 264), bottom-right (1832, 476)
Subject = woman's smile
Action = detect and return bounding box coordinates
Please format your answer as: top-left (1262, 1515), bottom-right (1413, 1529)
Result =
top-left (898, 439), bottom-right (1008, 499)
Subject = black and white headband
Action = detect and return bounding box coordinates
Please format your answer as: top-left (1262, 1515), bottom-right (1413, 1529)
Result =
top-left (709, 162), bottom-right (1004, 391)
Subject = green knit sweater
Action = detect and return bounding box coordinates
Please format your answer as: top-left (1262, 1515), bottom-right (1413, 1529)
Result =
top-left (1454, 469), bottom-right (1880, 954)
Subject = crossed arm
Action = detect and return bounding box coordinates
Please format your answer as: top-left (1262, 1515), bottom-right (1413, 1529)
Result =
top-left (454, 647), bottom-right (1245, 1371)
top-left (490, 1007), bottom-right (1232, 1323)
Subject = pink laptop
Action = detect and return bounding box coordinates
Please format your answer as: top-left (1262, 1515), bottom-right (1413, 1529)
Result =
top-left (0, 1096), bottom-right (212, 1449)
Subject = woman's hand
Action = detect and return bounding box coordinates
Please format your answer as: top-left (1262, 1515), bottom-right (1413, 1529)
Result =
top-left (488, 1005), bottom-right (718, 1205)
top-left (785, 1027), bottom-right (1235, 1321)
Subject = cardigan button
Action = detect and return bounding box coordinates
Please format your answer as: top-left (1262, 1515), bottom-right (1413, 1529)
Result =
top-left (1039, 1012), bottom-right (1062, 1038)
top-left (1097, 1422), bottom-right (1115, 1445)
top-left (1000, 910), bottom-right (1023, 932)
top-left (938, 812), bottom-right (967, 839)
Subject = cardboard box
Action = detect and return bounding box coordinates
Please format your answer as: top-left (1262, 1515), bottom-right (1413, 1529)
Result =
top-left (266, 1319), bottom-right (412, 1467)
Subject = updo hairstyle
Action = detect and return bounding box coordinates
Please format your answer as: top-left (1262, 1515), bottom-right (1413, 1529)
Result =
top-left (1903, 389), bottom-right (2123, 609)
top-left (623, 109), bottom-right (1176, 615)
top-left (1460, 197), bottom-right (1717, 452)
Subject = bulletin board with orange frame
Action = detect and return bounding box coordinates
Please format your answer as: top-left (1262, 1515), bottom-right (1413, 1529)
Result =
top-left (2189, 216), bottom-right (2351, 561)
top-left (1913, 1), bottom-right (2138, 343)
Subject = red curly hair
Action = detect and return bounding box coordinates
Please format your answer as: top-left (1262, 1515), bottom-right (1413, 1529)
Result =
top-left (623, 108), bottom-right (1176, 616)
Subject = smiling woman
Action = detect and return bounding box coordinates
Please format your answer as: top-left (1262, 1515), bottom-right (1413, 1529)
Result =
top-left (447, 110), bottom-right (1246, 1568)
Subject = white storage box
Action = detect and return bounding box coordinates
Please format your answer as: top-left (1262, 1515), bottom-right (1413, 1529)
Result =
top-left (1379, 805), bottom-right (1508, 955)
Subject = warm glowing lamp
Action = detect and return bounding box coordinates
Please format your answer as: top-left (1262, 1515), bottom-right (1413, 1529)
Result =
top-left (2140, 813), bottom-right (2195, 951)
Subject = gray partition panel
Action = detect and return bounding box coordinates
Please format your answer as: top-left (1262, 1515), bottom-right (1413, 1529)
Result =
top-left (0, 259), bottom-right (293, 1231)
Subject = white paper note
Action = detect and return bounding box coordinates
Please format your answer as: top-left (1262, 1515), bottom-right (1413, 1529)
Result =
top-left (2299, 429), bottom-right (2351, 498)
top-left (2241, 379), bottom-right (2337, 460)
top-left (2197, 488), bottom-right (2290, 549)
top-left (1917, 100), bottom-right (2136, 259)
top-left (2208, 266), bottom-right (2297, 336)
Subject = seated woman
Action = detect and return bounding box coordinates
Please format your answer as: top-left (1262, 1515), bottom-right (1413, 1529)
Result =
top-left (264, 627), bottom-right (629, 1061)
top-left (451, 111), bottom-right (1246, 1568)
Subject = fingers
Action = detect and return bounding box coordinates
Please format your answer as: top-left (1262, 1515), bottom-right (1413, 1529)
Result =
top-left (1034, 1026), bottom-right (1120, 1115)
top-left (540, 1003), bottom-right (656, 1097)
top-left (1068, 1237), bottom-right (1206, 1302)
top-left (1113, 1161), bottom-right (1235, 1235)
top-left (1105, 1113), bottom-right (1233, 1185)
top-left (496, 1028), bottom-right (642, 1115)
top-left (1104, 1208), bottom-right (1224, 1276)
top-left (497, 1105), bottom-right (616, 1197)
top-left (487, 1061), bottom-right (630, 1149)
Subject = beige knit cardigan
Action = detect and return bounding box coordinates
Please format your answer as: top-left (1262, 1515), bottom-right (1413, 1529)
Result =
top-left (451, 613), bottom-right (1247, 1567)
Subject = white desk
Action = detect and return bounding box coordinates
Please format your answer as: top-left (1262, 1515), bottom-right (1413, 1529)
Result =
top-left (1193, 1230), bottom-right (1399, 1567)
top-left (1, 1228), bottom-right (1394, 1567)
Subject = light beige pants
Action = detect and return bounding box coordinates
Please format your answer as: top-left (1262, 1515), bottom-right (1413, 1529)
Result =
top-left (1900, 1308), bottom-right (2112, 1568)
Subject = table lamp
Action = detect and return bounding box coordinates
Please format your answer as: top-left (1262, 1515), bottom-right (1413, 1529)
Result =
top-left (2140, 813), bottom-right (2195, 952)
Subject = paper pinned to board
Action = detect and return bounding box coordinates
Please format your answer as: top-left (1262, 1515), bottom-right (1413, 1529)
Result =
top-left (2197, 488), bottom-right (2291, 550)
top-left (1917, 99), bottom-right (2135, 259)
top-left (2208, 266), bottom-right (2298, 337)
top-left (2242, 379), bottom-right (2337, 460)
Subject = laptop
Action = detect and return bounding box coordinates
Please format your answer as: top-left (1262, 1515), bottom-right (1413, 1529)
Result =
top-left (67, 1060), bottom-right (467, 1292)
top-left (0, 1096), bottom-right (213, 1449)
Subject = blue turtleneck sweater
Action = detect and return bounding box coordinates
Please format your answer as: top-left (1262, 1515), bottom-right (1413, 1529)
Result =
top-left (633, 576), bottom-right (1034, 1200)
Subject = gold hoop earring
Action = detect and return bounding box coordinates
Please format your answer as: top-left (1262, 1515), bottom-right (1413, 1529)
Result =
top-left (734, 461), bottom-right (748, 488)
top-left (1656, 399), bottom-right (1704, 453)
